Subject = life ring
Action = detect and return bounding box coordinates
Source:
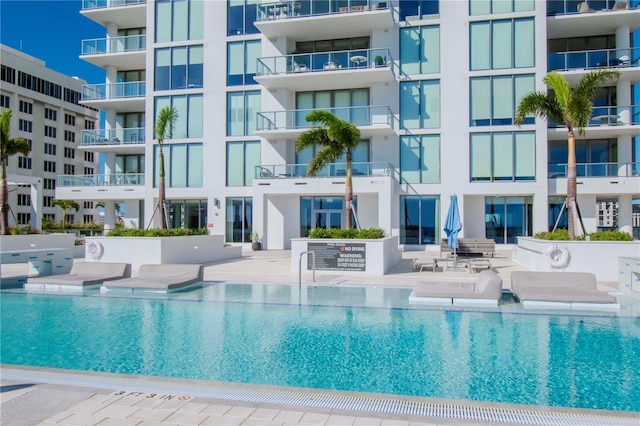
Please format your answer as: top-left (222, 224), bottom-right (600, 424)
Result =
top-left (86, 241), bottom-right (104, 260)
top-left (545, 245), bottom-right (570, 269)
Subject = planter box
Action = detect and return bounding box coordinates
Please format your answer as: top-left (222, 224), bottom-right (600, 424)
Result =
top-left (291, 236), bottom-right (401, 275)
top-left (0, 234), bottom-right (75, 252)
top-left (84, 235), bottom-right (242, 272)
top-left (514, 237), bottom-right (640, 282)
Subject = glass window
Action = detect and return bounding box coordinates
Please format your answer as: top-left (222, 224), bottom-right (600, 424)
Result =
top-left (295, 89), bottom-right (369, 127)
top-left (470, 18), bottom-right (534, 70)
top-left (485, 196), bottom-right (533, 244)
top-left (153, 143), bottom-right (203, 187)
top-left (227, 40), bottom-right (261, 86)
top-left (154, 95), bottom-right (203, 139)
top-left (228, 0), bottom-right (259, 36)
top-left (167, 199), bottom-right (207, 229)
top-left (155, 49), bottom-right (171, 90)
top-left (470, 132), bottom-right (536, 181)
top-left (400, 195), bottom-right (439, 245)
top-left (470, 74), bottom-right (535, 126)
top-left (400, 80), bottom-right (440, 130)
top-left (227, 91), bottom-right (261, 136)
top-left (226, 197), bottom-right (253, 243)
top-left (400, 135), bottom-right (441, 184)
top-left (226, 141), bottom-right (261, 186)
top-left (155, 0), bottom-right (171, 43)
top-left (400, 25), bottom-right (440, 75)
top-left (154, 45), bottom-right (204, 91)
top-left (155, 0), bottom-right (203, 42)
top-left (399, 0), bottom-right (439, 21)
top-left (470, 0), bottom-right (534, 15)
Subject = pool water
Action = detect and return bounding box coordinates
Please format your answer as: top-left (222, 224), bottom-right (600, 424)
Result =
top-left (1, 285), bottom-right (638, 412)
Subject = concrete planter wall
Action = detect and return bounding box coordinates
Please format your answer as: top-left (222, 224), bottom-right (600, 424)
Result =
top-left (514, 237), bottom-right (640, 282)
top-left (84, 235), bottom-right (242, 272)
top-left (291, 236), bottom-right (402, 275)
top-left (0, 234), bottom-right (75, 251)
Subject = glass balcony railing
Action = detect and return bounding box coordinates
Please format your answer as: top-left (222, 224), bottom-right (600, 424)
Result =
top-left (57, 173), bottom-right (145, 187)
top-left (81, 128), bottom-right (145, 146)
top-left (256, 162), bottom-right (393, 179)
top-left (548, 162), bottom-right (640, 178)
top-left (257, 48), bottom-right (392, 76)
top-left (547, 0), bottom-right (638, 15)
top-left (548, 47), bottom-right (639, 71)
top-left (257, 106), bottom-right (393, 131)
top-left (81, 35), bottom-right (146, 55)
top-left (82, 0), bottom-right (146, 10)
top-left (82, 82), bottom-right (145, 101)
top-left (256, 0), bottom-right (388, 21)
top-left (548, 105), bottom-right (640, 127)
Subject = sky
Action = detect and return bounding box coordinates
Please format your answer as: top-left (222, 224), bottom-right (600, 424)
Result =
top-left (1, 0), bottom-right (105, 85)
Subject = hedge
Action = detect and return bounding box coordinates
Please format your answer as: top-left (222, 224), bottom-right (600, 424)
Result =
top-left (308, 228), bottom-right (385, 239)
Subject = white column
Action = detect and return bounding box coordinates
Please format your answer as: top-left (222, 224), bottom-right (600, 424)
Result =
top-left (617, 195), bottom-right (633, 230)
top-left (104, 152), bottom-right (116, 185)
top-left (103, 200), bottom-right (116, 232)
top-left (576, 194), bottom-right (597, 234)
top-left (616, 79), bottom-right (631, 124)
top-left (617, 134), bottom-right (633, 176)
top-left (29, 178), bottom-right (42, 231)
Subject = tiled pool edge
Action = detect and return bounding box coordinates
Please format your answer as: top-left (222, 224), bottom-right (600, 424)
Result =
top-left (2, 365), bottom-right (638, 426)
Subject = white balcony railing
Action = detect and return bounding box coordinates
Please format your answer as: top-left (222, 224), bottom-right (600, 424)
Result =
top-left (82, 82), bottom-right (145, 101)
top-left (81, 0), bottom-right (146, 10)
top-left (81, 128), bottom-right (145, 146)
top-left (257, 106), bottom-right (394, 131)
top-left (81, 35), bottom-right (146, 56)
top-left (57, 173), bottom-right (145, 187)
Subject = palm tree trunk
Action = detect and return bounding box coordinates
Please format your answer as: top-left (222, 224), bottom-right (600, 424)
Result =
top-left (1, 158), bottom-right (8, 235)
top-left (158, 148), bottom-right (167, 229)
top-left (345, 150), bottom-right (353, 229)
top-left (566, 129), bottom-right (577, 240)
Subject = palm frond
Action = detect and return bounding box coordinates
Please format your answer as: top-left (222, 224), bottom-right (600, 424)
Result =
top-left (296, 127), bottom-right (330, 152)
top-left (307, 146), bottom-right (343, 176)
top-left (0, 110), bottom-right (11, 144)
top-left (5, 138), bottom-right (31, 157)
top-left (154, 106), bottom-right (178, 145)
top-left (543, 72), bottom-right (571, 109)
top-left (305, 110), bottom-right (339, 127)
top-left (515, 92), bottom-right (563, 125)
top-left (566, 97), bottom-right (594, 135)
top-left (574, 69), bottom-right (620, 101)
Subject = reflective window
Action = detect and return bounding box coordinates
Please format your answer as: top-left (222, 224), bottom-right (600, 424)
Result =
top-left (470, 0), bottom-right (534, 15)
top-left (400, 196), bottom-right (439, 245)
top-left (154, 95), bottom-right (203, 139)
top-left (399, 0), bottom-right (439, 21)
top-left (470, 74), bottom-right (535, 126)
top-left (400, 80), bottom-right (440, 129)
top-left (485, 196), bottom-right (533, 244)
top-left (470, 18), bottom-right (534, 70)
top-left (227, 91), bottom-right (260, 136)
top-left (228, 0), bottom-right (259, 36)
top-left (153, 143), bottom-right (203, 187)
top-left (470, 132), bottom-right (536, 181)
top-left (166, 199), bottom-right (207, 229)
top-left (155, 45), bottom-right (203, 90)
top-left (400, 25), bottom-right (440, 75)
top-left (299, 196), bottom-right (358, 237)
top-left (226, 141), bottom-right (261, 186)
top-left (226, 197), bottom-right (253, 242)
top-left (399, 135), bottom-right (440, 184)
top-left (155, 0), bottom-right (203, 42)
top-left (295, 89), bottom-right (369, 126)
top-left (227, 40), bottom-right (261, 86)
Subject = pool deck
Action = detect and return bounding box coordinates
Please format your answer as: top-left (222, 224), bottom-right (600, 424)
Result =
top-left (2, 248), bottom-right (638, 426)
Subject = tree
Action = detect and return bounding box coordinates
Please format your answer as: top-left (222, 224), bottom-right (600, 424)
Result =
top-left (296, 110), bottom-right (361, 229)
top-left (1, 110), bottom-right (31, 235)
top-left (515, 69), bottom-right (619, 239)
top-left (154, 106), bottom-right (178, 229)
top-left (53, 199), bottom-right (80, 229)
top-left (96, 201), bottom-right (122, 223)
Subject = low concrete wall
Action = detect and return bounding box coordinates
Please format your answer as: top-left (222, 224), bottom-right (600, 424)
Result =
top-left (84, 235), bottom-right (242, 272)
top-left (514, 237), bottom-right (640, 282)
top-left (291, 236), bottom-right (402, 275)
top-left (0, 234), bottom-right (75, 251)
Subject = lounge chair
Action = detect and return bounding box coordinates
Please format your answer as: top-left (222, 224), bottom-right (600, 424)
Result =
top-left (511, 271), bottom-right (619, 310)
top-left (101, 264), bottom-right (204, 293)
top-left (25, 262), bottom-right (131, 292)
top-left (412, 258), bottom-right (438, 272)
top-left (409, 270), bottom-right (503, 307)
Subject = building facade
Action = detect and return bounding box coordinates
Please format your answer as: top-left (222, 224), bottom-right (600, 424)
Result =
top-left (1, 44), bottom-right (100, 230)
top-left (65, 0), bottom-right (639, 248)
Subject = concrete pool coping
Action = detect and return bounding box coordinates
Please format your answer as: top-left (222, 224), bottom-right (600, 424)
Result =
top-left (2, 365), bottom-right (639, 426)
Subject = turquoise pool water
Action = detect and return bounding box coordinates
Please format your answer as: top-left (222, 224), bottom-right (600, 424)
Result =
top-left (1, 285), bottom-right (638, 412)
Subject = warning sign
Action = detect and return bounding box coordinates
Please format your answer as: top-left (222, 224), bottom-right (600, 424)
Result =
top-left (307, 242), bottom-right (366, 271)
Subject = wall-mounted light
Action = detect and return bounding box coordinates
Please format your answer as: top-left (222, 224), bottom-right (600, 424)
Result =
top-left (214, 198), bottom-right (220, 208)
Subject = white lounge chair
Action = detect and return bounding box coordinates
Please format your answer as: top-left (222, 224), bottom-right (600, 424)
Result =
top-left (101, 264), bottom-right (203, 293)
top-left (25, 262), bottom-right (131, 292)
top-left (511, 271), bottom-right (619, 310)
top-left (409, 270), bottom-right (503, 307)
top-left (412, 258), bottom-right (438, 272)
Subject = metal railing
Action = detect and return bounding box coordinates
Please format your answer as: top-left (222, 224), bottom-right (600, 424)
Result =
top-left (548, 162), bottom-right (640, 178)
top-left (57, 173), bottom-right (145, 187)
top-left (82, 81), bottom-right (145, 101)
top-left (256, 0), bottom-right (388, 21)
top-left (257, 106), bottom-right (394, 131)
top-left (257, 48), bottom-right (392, 76)
top-left (81, 35), bottom-right (146, 56)
top-left (547, 0), bottom-right (638, 15)
top-left (81, 128), bottom-right (145, 146)
top-left (256, 162), bottom-right (393, 179)
top-left (82, 0), bottom-right (145, 10)
top-left (548, 47), bottom-right (639, 71)
top-left (548, 105), bottom-right (640, 127)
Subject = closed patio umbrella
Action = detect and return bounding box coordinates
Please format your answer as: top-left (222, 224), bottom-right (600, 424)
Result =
top-left (444, 194), bottom-right (462, 265)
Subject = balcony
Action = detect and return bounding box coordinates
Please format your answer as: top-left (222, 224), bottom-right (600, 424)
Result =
top-left (81, 35), bottom-right (146, 69)
top-left (56, 173), bottom-right (145, 201)
top-left (80, 128), bottom-right (145, 153)
top-left (547, 1), bottom-right (640, 38)
top-left (81, 0), bottom-right (146, 28)
top-left (547, 104), bottom-right (640, 139)
top-left (548, 47), bottom-right (640, 85)
top-left (254, 0), bottom-right (393, 40)
top-left (256, 161), bottom-right (392, 179)
top-left (547, 162), bottom-right (639, 196)
top-left (81, 81), bottom-right (145, 112)
top-left (256, 106), bottom-right (394, 140)
top-left (549, 162), bottom-right (639, 178)
top-left (255, 48), bottom-right (394, 91)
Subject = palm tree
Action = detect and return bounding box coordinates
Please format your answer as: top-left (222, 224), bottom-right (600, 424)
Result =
top-left (296, 110), bottom-right (361, 229)
top-left (1, 110), bottom-right (31, 235)
top-left (96, 201), bottom-right (122, 222)
top-left (53, 199), bottom-right (80, 229)
top-left (154, 106), bottom-right (178, 229)
top-left (515, 69), bottom-right (619, 239)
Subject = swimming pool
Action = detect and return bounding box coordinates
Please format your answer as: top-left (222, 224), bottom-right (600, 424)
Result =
top-left (1, 284), bottom-right (638, 412)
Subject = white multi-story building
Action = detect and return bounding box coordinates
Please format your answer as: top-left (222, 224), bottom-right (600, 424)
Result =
top-left (65, 0), bottom-right (639, 248)
top-left (0, 44), bottom-right (100, 230)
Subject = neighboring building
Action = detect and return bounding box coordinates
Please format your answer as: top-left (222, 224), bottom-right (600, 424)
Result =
top-left (65, 0), bottom-right (639, 248)
top-left (0, 44), bottom-right (100, 230)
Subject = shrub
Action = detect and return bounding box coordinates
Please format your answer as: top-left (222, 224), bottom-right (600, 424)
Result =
top-left (534, 229), bottom-right (569, 240)
top-left (106, 228), bottom-right (208, 237)
top-left (535, 228), bottom-right (634, 241)
top-left (308, 227), bottom-right (385, 239)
